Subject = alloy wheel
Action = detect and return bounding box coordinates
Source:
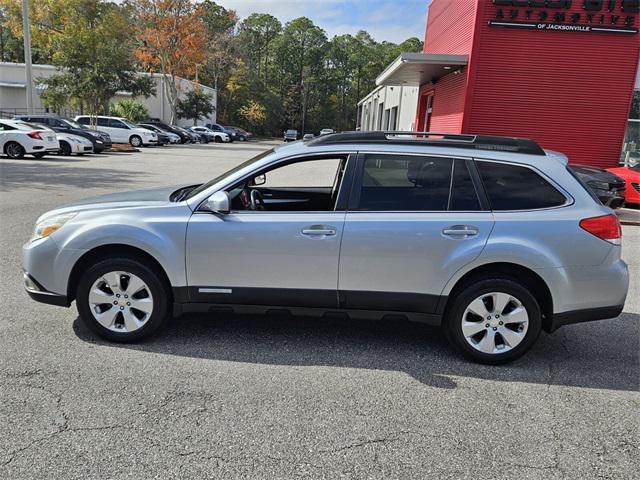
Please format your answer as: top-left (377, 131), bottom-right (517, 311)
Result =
top-left (6, 143), bottom-right (24, 158)
top-left (461, 292), bottom-right (529, 355)
top-left (88, 271), bottom-right (154, 333)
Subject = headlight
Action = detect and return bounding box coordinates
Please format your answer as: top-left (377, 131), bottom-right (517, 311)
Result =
top-left (88, 131), bottom-right (100, 137)
top-left (31, 213), bottom-right (77, 242)
top-left (96, 140), bottom-right (103, 144)
top-left (588, 181), bottom-right (610, 191)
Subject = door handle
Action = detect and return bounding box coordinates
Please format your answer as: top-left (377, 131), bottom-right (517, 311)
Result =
top-left (301, 225), bottom-right (337, 236)
top-left (442, 225), bottom-right (479, 237)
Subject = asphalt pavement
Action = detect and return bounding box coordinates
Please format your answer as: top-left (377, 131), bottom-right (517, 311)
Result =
top-left (1, 142), bottom-right (638, 479)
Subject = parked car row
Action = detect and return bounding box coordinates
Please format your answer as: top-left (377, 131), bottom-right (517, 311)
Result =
top-left (284, 128), bottom-right (335, 142)
top-left (0, 114), bottom-right (256, 159)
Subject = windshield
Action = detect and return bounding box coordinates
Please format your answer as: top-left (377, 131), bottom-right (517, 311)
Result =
top-left (631, 164), bottom-right (640, 172)
top-left (121, 119), bottom-right (139, 129)
top-left (65, 119), bottom-right (84, 129)
top-left (185, 148), bottom-right (275, 200)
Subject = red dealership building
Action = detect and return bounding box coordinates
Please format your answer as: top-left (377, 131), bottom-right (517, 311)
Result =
top-left (373, 0), bottom-right (640, 168)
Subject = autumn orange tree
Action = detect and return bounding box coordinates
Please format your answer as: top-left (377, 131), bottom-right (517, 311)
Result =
top-left (130, 0), bottom-right (207, 122)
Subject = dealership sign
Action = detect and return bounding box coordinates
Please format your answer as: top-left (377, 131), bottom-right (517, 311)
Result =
top-left (489, 0), bottom-right (639, 34)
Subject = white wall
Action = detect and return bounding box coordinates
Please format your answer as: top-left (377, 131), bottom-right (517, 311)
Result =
top-left (357, 84), bottom-right (418, 132)
top-left (0, 62), bottom-right (216, 125)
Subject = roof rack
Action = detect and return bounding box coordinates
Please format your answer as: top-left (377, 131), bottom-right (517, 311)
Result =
top-left (307, 131), bottom-right (546, 156)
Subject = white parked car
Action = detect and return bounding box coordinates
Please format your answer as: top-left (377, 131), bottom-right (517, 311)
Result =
top-left (74, 116), bottom-right (157, 147)
top-left (190, 126), bottom-right (230, 143)
top-left (320, 128), bottom-right (335, 136)
top-left (0, 120), bottom-right (59, 159)
top-left (56, 132), bottom-right (94, 156)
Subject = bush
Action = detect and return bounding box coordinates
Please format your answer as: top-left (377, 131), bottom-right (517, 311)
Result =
top-left (109, 99), bottom-right (150, 123)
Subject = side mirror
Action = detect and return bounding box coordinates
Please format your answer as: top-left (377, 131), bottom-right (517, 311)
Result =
top-left (205, 191), bottom-right (230, 214)
top-left (252, 174), bottom-right (266, 186)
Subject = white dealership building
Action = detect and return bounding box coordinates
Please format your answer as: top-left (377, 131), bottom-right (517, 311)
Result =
top-left (0, 62), bottom-right (216, 126)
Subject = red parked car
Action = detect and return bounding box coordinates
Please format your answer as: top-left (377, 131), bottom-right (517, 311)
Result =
top-left (607, 165), bottom-right (640, 206)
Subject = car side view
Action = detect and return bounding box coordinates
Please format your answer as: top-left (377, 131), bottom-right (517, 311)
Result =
top-left (23, 132), bottom-right (629, 364)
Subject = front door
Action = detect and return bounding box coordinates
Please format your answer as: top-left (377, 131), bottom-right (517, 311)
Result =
top-left (185, 155), bottom-right (354, 308)
top-left (338, 153), bottom-right (494, 314)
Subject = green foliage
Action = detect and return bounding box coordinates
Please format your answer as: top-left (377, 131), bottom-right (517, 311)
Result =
top-left (36, 0), bottom-right (155, 115)
top-left (176, 88), bottom-right (216, 125)
top-left (110, 99), bottom-right (150, 123)
top-left (630, 91), bottom-right (639, 120)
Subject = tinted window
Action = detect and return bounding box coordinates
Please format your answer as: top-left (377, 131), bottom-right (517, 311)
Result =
top-left (76, 117), bottom-right (90, 125)
top-left (109, 119), bottom-right (127, 129)
top-left (477, 161), bottom-right (566, 210)
top-left (96, 118), bottom-right (109, 127)
top-left (359, 155), bottom-right (452, 211)
top-left (450, 159), bottom-right (481, 211)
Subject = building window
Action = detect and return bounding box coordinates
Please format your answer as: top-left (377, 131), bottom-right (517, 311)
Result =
top-left (424, 93), bottom-right (434, 131)
top-left (622, 91), bottom-right (639, 165)
top-left (377, 103), bottom-right (384, 130)
top-left (383, 109), bottom-right (390, 130)
top-left (389, 107), bottom-right (398, 131)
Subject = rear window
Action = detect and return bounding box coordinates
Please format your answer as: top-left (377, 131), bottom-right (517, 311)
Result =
top-left (477, 161), bottom-right (566, 210)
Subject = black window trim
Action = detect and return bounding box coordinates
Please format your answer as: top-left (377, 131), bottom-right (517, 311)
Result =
top-left (472, 157), bottom-right (574, 212)
top-left (347, 151), bottom-right (487, 213)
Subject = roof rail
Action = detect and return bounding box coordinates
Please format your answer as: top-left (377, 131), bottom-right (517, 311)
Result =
top-left (307, 131), bottom-right (546, 156)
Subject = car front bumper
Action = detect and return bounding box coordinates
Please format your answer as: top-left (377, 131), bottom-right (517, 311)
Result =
top-left (23, 272), bottom-right (70, 307)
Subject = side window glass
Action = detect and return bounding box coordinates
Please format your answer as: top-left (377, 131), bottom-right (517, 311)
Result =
top-left (358, 155), bottom-right (453, 211)
top-left (450, 159), bottom-right (481, 211)
top-left (76, 117), bottom-right (89, 125)
top-left (97, 118), bottom-right (109, 127)
top-left (109, 119), bottom-right (126, 129)
top-left (477, 161), bottom-right (566, 210)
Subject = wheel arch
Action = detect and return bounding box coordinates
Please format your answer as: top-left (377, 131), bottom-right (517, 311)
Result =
top-left (442, 262), bottom-right (554, 332)
top-left (67, 244), bottom-right (172, 303)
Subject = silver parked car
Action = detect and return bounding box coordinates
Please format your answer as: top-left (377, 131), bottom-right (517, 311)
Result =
top-left (23, 132), bottom-right (628, 364)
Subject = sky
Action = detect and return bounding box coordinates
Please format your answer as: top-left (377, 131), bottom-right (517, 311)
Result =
top-left (214, 0), bottom-right (429, 43)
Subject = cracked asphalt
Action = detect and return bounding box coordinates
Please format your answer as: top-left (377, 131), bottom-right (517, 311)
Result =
top-left (1, 142), bottom-right (638, 479)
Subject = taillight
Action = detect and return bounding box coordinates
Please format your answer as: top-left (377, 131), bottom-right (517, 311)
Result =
top-left (579, 214), bottom-right (622, 245)
top-left (27, 131), bottom-right (44, 140)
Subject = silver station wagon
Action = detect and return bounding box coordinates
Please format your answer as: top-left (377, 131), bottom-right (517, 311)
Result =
top-left (23, 132), bottom-right (629, 363)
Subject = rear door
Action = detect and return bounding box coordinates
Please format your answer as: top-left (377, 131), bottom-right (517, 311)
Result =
top-left (338, 152), bottom-right (494, 315)
top-left (107, 119), bottom-right (129, 142)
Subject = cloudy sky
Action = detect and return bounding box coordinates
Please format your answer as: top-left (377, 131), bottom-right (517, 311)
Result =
top-left (214, 0), bottom-right (429, 43)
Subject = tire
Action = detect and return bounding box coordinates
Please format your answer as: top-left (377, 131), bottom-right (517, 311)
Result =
top-left (32, 152), bottom-right (46, 159)
top-left (4, 141), bottom-right (25, 159)
top-left (444, 277), bottom-right (542, 365)
top-left (76, 257), bottom-right (171, 342)
top-left (130, 135), bottom-right (142, 148)
top-left (214, 137), bottom-right (222, 143)
top-left (59, 141), bottom-right (72, 156)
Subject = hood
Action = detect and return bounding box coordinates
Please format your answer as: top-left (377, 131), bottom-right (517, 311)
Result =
top-left (41, 185), bottom-right (192, 218)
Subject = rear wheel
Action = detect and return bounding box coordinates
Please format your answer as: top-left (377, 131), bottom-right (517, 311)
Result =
top-left (444, 278), bottom-right (542, 364)
top-left (5, 141), bottom-right (25, 159)
top-left (76, 257), bottom-right (170, 342)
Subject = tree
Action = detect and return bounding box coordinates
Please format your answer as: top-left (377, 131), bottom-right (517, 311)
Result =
top-left (176, 88), bottom-right (215, 125)
top-left (239, 13), bottom-right (281, 84)
top-left (30, 0), bottom-right (154, 117)
top-left (110, 99), bottom-right (150, 123)
top-left (132, 0), bottom-right (207, 122)
top-left (238, 100), bottom-right (266, 131)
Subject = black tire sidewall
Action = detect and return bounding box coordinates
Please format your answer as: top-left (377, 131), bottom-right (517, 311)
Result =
top-left (6, 142), bottom-right (25, 159)
top-left (76, 257), bottom-right (170, 342)
top-left (445, 278), bottom-right (542, 364)
top-left (60, 141), bottom-right (72, 156)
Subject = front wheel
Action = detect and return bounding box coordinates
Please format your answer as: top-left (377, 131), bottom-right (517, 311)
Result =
top-left (444, 278), bottom-right (542, 364)
top-left (59, 141), bottom-right (72, 156)
top-left (76, 257), bottom-right (170, 342)
top-left (130, 135), bottom-right (142, 148)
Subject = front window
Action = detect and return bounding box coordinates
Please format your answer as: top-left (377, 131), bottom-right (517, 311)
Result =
top-left (120, 119), bottom-right (138, 129)
top-left (185, 149), bottom-right (276, 200)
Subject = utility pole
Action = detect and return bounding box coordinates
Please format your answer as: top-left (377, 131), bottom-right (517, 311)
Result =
top-left (21, 0), bottom-right (34, 114)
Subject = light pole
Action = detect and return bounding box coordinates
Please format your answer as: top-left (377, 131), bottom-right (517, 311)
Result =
top-left (21, 0), bottom-right (34, 114)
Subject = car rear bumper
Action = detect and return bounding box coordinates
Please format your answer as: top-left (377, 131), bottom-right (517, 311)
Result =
top-left (547, 304), bottom-right (624, 332)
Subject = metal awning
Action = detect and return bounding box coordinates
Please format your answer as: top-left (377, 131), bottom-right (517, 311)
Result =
top-left (0, 81), bottom-right (26, 88)
top-left (376, 53), bottom-right (468, 86)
